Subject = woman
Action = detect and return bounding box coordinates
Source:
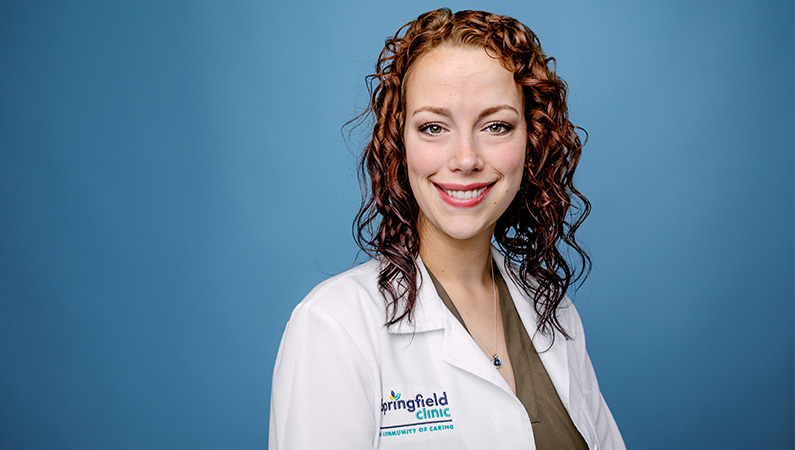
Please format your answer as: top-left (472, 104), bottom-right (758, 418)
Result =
top-left (270, 8), bottom-right (624, 449)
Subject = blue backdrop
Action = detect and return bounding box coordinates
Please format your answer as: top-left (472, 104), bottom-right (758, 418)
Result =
top-left (1, 1), bottom-right (792, 448)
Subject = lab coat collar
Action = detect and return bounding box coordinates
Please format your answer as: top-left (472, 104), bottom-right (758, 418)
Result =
top-left (386, 247), bottom-right (545, 338)
top-left (385, 247), bottom-right (573, 411)
top-left (384, 253), bottom-right (447, 334)
top-left (386, 248), bottom-right (515, 334)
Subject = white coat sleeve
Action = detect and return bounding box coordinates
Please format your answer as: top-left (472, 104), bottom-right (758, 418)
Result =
top-left (570, 307), bottom-right (626, 450)
top-left (269, 302), bottom-right (377, 450)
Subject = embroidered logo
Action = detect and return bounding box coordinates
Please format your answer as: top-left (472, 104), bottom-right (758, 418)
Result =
top-left (379, 389), bottom-right (455, 438)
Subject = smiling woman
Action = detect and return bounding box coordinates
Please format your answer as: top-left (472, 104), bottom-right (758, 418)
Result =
top-left (269, 8), bottom-right (625, 450)
top-left (404, 45), bottom-right (526, 244)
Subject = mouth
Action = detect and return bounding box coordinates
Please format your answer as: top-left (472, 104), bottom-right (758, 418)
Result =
top-left (441, 186), bottom-right (489, 200)
top-left (433, 182), bottom-right (495, 207)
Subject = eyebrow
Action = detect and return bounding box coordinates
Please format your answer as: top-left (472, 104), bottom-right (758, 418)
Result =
top-left (410, 104), bottom-right (520, 120)
top-left (477, 105), bottom-right (520, 121)
top-left (411, 106), bottom-right (453, 117)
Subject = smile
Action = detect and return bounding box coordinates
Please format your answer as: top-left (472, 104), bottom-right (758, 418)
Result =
top-left (434, 182), bottom-right (495, 207)
top-left (442, 186), bottom-right (488, 199)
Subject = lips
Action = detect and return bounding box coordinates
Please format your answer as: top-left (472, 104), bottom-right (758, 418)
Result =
top-left (434, 182), bottom-right (495, 207)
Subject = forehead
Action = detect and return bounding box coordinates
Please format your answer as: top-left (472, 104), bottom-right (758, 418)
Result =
top-left (403, 45), bottom-right (522, 111)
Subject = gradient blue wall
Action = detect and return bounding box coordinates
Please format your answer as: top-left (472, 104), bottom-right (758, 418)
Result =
top-left (1, 1), bottom-right (792, 448)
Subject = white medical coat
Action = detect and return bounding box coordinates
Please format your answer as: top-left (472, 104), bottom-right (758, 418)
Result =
top-left (269, 248), bottom-right (624, 449)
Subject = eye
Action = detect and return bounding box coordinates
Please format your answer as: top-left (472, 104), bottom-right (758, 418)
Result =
top-left (419, 123), bottom-right (445, 135)
top-left (484, 122), bottom-right (513, 135)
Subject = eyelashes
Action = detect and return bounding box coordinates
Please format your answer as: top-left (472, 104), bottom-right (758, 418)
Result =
top-left (419, 123), bottom-right (444, 135)
top-left (484, 122), bottom-right (513, 135)
top-left (417, 121), bottom-right (515, 136)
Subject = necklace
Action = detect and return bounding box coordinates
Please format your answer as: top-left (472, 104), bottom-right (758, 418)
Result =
top-left (461, 260), bottom-right (501, 369)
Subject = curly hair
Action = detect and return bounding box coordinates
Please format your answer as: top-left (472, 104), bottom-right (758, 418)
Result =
top-left (353, 8), bottom-right (591, 338)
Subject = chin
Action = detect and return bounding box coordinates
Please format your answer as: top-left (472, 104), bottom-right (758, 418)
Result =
top-left (439, 223), bottom-right (492, 242)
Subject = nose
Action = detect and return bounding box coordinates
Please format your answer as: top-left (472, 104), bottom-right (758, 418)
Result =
top-left (448, 133), bottom-right (483, 173)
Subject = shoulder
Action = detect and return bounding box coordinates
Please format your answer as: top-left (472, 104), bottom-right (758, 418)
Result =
top-left (285, 259), bottom-right (387, 345)
top-left (270, 262), bottom-right (384, 448)
top-left (302, 259), bottom-right (382, 304)
top-left (296, 259), bottom-right (383, 313)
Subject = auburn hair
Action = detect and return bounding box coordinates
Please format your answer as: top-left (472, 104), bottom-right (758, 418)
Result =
top-left (353, 8), bottom-right (591, 338)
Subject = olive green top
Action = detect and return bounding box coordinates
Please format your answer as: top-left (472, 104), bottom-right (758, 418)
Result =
top-left (426, 265), bottom-right (589, 450)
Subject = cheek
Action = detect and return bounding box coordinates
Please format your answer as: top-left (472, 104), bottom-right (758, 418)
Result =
top-left (497, 144), bottom-right (527, 190)
top-left (405, 141), bottom-right (440, 181)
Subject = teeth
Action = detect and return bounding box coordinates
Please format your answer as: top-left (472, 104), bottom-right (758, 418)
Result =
top-left (443, 186), bottom-right (487, 200)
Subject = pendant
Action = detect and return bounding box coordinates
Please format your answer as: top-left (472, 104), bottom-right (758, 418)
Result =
top-left (493, 356), bottom-right (501, 368)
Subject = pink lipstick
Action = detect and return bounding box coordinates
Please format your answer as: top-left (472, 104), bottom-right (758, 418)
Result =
top-left (434, 182), bottom-right (494, 207)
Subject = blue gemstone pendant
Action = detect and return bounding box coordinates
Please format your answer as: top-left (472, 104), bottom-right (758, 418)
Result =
top-left (493, 357), bottom-right (502, 368)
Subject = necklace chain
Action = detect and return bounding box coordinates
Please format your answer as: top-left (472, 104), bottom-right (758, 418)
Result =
top-left (460, 259), bottom-right (501, 369)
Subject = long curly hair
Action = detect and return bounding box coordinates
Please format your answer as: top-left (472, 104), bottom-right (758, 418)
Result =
top-left (353, 8), bottom-right (591, 338)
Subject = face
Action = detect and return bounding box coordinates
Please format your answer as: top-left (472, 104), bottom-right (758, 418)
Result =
top-left (403, 45), bottom-right (527, 246)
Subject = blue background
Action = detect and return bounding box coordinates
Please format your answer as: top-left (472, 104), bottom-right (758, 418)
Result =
top-left (1, 1), bottom-right (792, 448)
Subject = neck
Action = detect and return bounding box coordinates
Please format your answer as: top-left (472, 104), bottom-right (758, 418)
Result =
top-left (417, 219), bottom-right (495, 290)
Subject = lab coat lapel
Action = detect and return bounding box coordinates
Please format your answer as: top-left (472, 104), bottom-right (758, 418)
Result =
top-left (388, 256), bottom-right (514, 393)
top-left (440, 307), bottom-right (514, 392)
top-left (493, 248), bottom-right (598, 447)
top-left (385, 251), bottom-right (597, 447)
top-left (491, 248), bottom-right (572, 410)
top-left (422, 255), bottom-right (517, 394)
